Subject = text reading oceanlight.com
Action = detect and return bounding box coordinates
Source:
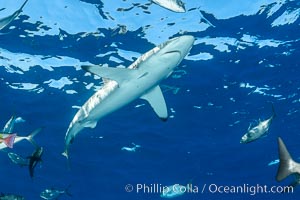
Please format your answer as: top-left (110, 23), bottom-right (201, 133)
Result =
top-left (125, 183), bottom-right (294, 196)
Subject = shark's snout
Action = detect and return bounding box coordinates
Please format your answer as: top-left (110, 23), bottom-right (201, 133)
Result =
top-left (168, 35), bottom-right (195, 57)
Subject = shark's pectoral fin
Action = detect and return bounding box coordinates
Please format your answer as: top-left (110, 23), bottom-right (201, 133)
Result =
top-left (141, 86), bottom-right (168, 121)
top-left (82, 65), bottom-right (136, 84)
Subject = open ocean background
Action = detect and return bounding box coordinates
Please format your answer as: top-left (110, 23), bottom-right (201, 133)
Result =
top-left (0, 0), bottom-right (299, 199)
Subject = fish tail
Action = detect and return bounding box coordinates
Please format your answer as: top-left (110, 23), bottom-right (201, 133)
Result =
top-left (26, 127), bottom-right (43, 147)
top-left (65, 185), bottom-right (73, 197)
top-left (276, 137), bottom-right (300, 181)
top-left (62, 150), bottom-right (69, 160)
top-left (271, 102), bottom-right (276, 118)
top-left (3, 133), bottom-right (16, 148)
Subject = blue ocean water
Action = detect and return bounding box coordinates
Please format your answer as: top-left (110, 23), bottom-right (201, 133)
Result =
top-left (0, 0), bottom-right (299, 199)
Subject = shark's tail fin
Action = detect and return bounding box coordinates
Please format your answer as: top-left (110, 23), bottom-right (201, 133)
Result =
top-left (62, 150), bottom-right (69, 160)
top-left (25, 127), bottom-right (43, 147)
top-left (276, 137), bottom-right (300, 181)
top-left (62, 149), bottom-right (72, 170)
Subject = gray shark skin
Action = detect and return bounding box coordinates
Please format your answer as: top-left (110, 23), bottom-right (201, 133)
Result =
top-left (0, 0), bottom-right (29, 31)
top-left (276, 137), bottom-right (300, 190)
top-left (152, 0), bottom-right (186, 13)
top-left (63, 35), bottom-right (195, 159)
top-left (240, 104), bottom-right (276, 144)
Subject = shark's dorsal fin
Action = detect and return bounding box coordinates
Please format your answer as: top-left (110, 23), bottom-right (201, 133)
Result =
top-left (276, 137), bottom-right (300, 182)
top-left (82, 65), bottom-right (136, 84)
top-left (141, 86), bottom-right (168, 121)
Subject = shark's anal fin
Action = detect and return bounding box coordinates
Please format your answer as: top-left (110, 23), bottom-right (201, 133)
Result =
top-left (81, 65), bottom-right (136, 84)
top-left (141, 86), bottom-right (168, 121)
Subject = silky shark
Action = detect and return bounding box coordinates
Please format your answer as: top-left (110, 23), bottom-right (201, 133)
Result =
top-left (276, 137), bottom-right (300, 191)
top-left (0, 0), bottom-right (29, 31)
top-left (152, 0), bottom-right (186, 13)
top-left (63, 35), bottom-right (195, 159)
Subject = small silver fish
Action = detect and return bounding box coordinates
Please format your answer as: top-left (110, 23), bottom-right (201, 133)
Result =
top-left (0, 193), bottom-right (24, 200)
top-left (28, 146), bottom-right (43, 178)
top-left (0, 127), bottom-right (43, 150)
top-left (7, 152), bottom-right (29, 167)
top-left (160, 183), bottom-right (197, 198)
top-left (40, 187), bottom-right (72, 200)
top-left (152, 0), bottom-right (186, 13)
top-left (121, 143), bottom-right (141, 152)
top-left (240, 104), bottom-right (276, 144)
top-left (268, 159), bottom-right (279, 166)
top-left (160, 184), bottom-right (186, 198)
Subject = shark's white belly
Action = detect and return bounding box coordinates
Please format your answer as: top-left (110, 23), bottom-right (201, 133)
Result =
top-left (82, 73), bottom-right (162, 125)
top-left (78, 53), bottom-right (176, 126)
